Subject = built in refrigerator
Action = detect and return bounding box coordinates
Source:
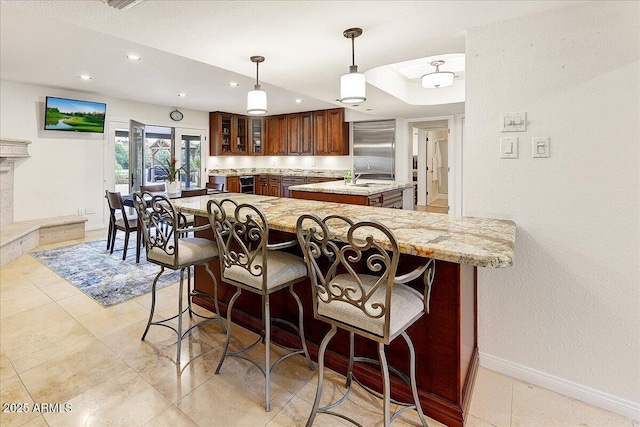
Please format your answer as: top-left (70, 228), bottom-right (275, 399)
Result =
top-left (352, 120), bottom-right (395, 180)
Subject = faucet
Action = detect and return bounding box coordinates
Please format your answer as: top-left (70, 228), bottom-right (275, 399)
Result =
top-left (351, 157), bottom-right (371, 184)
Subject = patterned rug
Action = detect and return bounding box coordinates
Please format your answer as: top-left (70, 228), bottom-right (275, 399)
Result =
top-left (31, 237), bottom-right (180, 307)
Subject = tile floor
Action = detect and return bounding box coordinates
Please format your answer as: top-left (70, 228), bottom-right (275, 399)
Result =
top-left (1, 229), bottom-right (636, 427)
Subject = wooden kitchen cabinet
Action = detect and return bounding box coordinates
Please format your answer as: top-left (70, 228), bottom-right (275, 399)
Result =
top-left (255, 175), bottom-right (268, 195)
top-left (288, 112), bottom-right (313, 155)
top-left (267, 175), bottom-right (281, 197)
top-left (314, 108), bottom-right (348, 156)
top-left (226, 176), bottom-right (240, 193)
top-left (265, 115), bottom-right (288, 155)
top-left (210, 112), bottom-right (248, 156)
top-left (249, 118), bottom-right (263, 155)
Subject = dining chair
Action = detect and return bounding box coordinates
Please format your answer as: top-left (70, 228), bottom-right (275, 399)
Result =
top-left (105, 190), bottom-right (141, 261)
top-left (206, 182), bottom-right (224, 192)
top-left (296, 213), bottom-right (436, 427)
top-left (180, 188), bottom-right (207, 197)
top-left (206, 198), bottom-right (314, 412)
top-left (132, 192), bottom-right (226, 364)
top-left (140, 183), bottom-right (166, 193)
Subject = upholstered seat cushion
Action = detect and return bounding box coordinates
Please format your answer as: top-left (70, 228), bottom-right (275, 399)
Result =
top-left (147, 237), bottom-right (218, 268)
top-left (223, 250), bottom-right (307, 291)
top-left (317, 273), bottom-right (424, 338)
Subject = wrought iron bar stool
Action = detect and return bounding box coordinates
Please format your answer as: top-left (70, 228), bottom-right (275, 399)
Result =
top-left (133, 192), bottom-right (226, 364)
top-left (206, 198), bottom-right (315, 412)
top-left (296, 213), bottom-right (435, 427)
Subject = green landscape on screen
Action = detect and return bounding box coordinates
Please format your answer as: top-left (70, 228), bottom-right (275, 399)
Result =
top-left (45, 97), bottom-right (106, 133)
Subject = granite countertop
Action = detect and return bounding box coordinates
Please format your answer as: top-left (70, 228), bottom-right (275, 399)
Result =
top-left (288, 179), bottom-right (415, 196)
top-left (209, 168), bottom-right (344, 178)
top-left (172, 193), bottom-right (515, 268)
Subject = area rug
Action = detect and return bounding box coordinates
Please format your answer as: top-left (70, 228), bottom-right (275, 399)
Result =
top-left (30, 237), bottom-right (180, 307)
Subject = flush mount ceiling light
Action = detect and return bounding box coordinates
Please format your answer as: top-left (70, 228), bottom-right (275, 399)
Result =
top-left (79, 75), bottom-right (92, 80)
top-left (103, 0), bottom-right (144, 11)
top-left (339, 28), bottom-right (366, 104)
top-left (178, 93), bottom-right (186, 97)
top-left (421, 60), bottom-right (455, 89)
top-left (247, 56), bottom-right (267, 115)
top-left (229, 82), bottom-right (239, 87)
top-left (126, 54), bottom-right (141, 61)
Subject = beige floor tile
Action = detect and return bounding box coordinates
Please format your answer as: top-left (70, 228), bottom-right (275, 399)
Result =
top-left (468, 367), bottom-right (513, 427)
top-left (0, 347), bottom-right (17, 381)
top-left (20, 415), bottom-right (50, 427)
top-left (75, 299), bottom-right (149, 338)
top-left (43, 368), bottom-right (172, 427)
top-left (177, 358), bottom-right (290, 426)
top-left (56, 292), bottom-right (103, 318)
top-left (0, 267), bottom-right (24, 284)
top-left (35, 276), bottom-right (81, 301)
top-left (0, 302), bottom-right (75, 345)
top-left (0, 282), bottom-right (53, 319)
top-left (464, 414), bottom-right (499, 426)
top-left (143, 405), bottom-right (199, 427)
top-left (19, 339), bottom-right (129, 404)
top-left (102, 319), bottom-right (221, 403)
top-left (511, 380), bottom-right (634, 427)
top-left (2, 318), bottom-right (95, 373)
top-left (266, 394), bottom-right (350, 427)
top-left (0, 376), bottom-right (39, 426)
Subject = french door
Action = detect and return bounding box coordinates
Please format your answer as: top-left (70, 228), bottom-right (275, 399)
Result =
top-left (129, 120), bottom-right (146, 193)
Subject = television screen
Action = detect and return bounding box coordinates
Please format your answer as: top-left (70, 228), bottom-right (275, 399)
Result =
top-left (44, 96), bottom-right (106, 133)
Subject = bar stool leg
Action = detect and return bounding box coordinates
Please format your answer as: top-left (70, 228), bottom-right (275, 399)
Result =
top-left (378, 342), bottom-right (391, 427)
top-left (216, 287), bottom-right (242, 374)
top-left (402, 331), bottom-right (428, 427)
top-left (265, 294), bottom-right (271, 412)
top-left (141, 267), bottom-right (164, 340)
top-left (306, 325), bottom-right (337, 427)
top-left (289, 286), bottom-right (315, 370)
top-left (176, 269), bottom-right (185, 364)
top-left (204, 263), bottom-right (227, 333)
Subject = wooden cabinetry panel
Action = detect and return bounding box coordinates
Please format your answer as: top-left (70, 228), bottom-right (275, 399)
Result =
top-left (250, 118), bottom-right (263, 155)
top-left (210, 112), bottom-right (249, 156)
top-left (314, 108), bottom-right (348, 155)
top-left (265, 115), bottom-right (288, 155)
top-left (226, 176), bottom-right (240, 193)
top-left (236, 116), bottom-right (248, 155)
top-left (280, 176), bottom-right (306, 198)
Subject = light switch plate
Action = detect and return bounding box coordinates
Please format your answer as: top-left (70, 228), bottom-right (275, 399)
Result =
top-left (532, 137), bottom-right (550, 158)
top-left (501, 112), bottom-right (527, 132)
top-left (500, 137), bottom-right (518, 159)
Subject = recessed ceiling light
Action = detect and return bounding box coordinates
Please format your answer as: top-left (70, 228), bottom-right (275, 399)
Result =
top-left (229, 82), bottom-right (239, 87)
top-left (126, 54), bottom-right (141, 61)
top-left (79, 75), bottom-right (92, 80)
top-left (178, 93), bottom-right (187, 97)
top-left (295, 99), bottom-right (303, 103)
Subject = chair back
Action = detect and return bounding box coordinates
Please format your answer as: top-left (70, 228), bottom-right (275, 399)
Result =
top-left (181, 188), bottom-right (207, 197)
top-left (105, 190), bottom-right (133, 226)
top-left (296, 213), bottom-right (400, 340)
top-left (140, 183), bottom-right (166, 193)
top-left (133, 192), bottom-right (185, 268)
top-left (206, 182), bottom-right (224, 191)
top-left (207, 198), bottom-right (270, 291)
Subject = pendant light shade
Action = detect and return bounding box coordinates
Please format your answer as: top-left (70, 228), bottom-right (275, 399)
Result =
top-left (421, 60), bottom-right (455, 89)
top-left (339, 28), bottom-right (366, 104)
top-left (247, 56), bottom-right (267, 115)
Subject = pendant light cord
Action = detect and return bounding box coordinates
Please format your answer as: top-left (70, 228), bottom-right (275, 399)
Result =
top-left (351, 35), bottom-right (355, 67)
top-left (255, 61), bottom-right (259, 87)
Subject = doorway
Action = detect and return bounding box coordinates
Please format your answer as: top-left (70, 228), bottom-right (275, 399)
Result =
top-left (411, 119), bottom-right (450, 213)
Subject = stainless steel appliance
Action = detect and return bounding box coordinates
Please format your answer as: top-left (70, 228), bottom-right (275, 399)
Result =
top-left (239, 175), bottom-right (255, 194)
top-left (352, 120), bottom-right (395, 180)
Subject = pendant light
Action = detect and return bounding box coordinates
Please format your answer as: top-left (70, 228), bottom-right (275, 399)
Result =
top-left (421, 60), bottom-right (455, 89)
top-left (339, 28), bottom-right (366, 104)
top-left (247, 56), bottom-right (267, 115)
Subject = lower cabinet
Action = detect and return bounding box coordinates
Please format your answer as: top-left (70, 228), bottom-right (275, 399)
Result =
top-left (280, 176), bottom-right (306, 198)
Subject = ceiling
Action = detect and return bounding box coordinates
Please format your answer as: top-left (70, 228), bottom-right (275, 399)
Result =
top-left (0, 0), bottom-right (578, 119)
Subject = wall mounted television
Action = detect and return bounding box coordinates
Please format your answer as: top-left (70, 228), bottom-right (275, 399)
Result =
top-left (44, 96), bottom-right (107, 133)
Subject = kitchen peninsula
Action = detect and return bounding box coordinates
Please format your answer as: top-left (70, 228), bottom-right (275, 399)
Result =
top-left (290, 179), bottom-right (415, 209)
top-left (172, 193), bottom-right (515, 427)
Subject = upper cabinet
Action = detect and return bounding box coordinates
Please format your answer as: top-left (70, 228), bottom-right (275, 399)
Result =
top-left (210, 112), bottom-right (248, 156)
top-left (249, 118), bottom-right (263, 155)
top-left (265, 115), bottom-right (288, 155)
top-left (287, 112), bottom-right (313, 155)
top-left (315, 108), bottom-right (349, 156)
top-left (211, 108), bottom-right (348, 156)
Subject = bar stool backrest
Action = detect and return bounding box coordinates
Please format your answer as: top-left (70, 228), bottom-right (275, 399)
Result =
top-left (207, 198), bottom-right (270, 292)
top-left (296, 213), bottom-right (400, 341)
top-left (133, 192), bottom-right (185, 269)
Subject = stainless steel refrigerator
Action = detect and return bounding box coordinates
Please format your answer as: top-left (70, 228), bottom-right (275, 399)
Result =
top-left (352, 120), bottom-right (395, 180)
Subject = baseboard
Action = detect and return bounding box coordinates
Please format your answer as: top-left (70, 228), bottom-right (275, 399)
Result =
top-left (479, 352), bottom-right (640, 422)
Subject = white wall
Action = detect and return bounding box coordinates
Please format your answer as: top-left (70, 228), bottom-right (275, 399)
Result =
top-left (464, 1), bottom-right (639, 417)
top-left (0, 80), bottom-right (208, 230)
